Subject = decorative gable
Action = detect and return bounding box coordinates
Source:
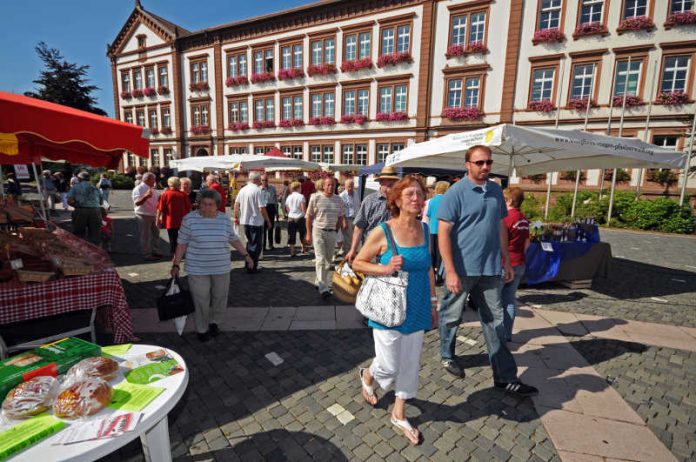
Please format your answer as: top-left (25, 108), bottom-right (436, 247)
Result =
top-left (108, 5), bottom-right (187, 57)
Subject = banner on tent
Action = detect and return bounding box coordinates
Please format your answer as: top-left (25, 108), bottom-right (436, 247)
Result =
top-left (14, 165), bottom-right (29, 179)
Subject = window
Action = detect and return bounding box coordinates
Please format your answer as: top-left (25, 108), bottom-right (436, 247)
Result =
top-left (191, 103), bottom-right (210, 126)
top-left (161, 107), bottom-right (171, 128)
top-left (254, 97), bottom-right (275, 122)
top-left (158, 65), bottom-right (168, 87)
top-left (229, 146), bottom-right (249, 155)
top-left (137, 35), bottom-right (146, 48)
top-left (344, 90), bottom-right (356, 115)
top-left (469, 12), bottom-right (486, 43)
top-left (381, 24), bottom-right (411, 55)
top-left (151, 148), bottom-right (160, 167)
top-left (661, 55), bottom-right (691, 93)
top-left (653, 135), bottom-right (679, 148)
top-left (623, 0), bottom-right (647, 18)
top-left (322, 145), bottom-right (334, 163)
top-left (341, 143), bottom-right (368, 165)
top-left (255, 146), bottom-right (268, 155)
top-left (449, 10), bottom-right (487, 48)
top-left (145, 67), bottom-right (155, 88)
top-left (614, 59), bottom-right (641, 96)
top-left (149, 109), bottom-right (158, 128)
top-left (253, 49), bottom-right (274, 74)
top-left (310, 91), bottom-right (335, 118)
top-left (280, 95), bottom-right (303, 121)
top-left (580, 0), bottom-right (604, 24)
top-left (356, 144), bottom-right (368, 165)
top-left (310, 37), bottom-right (336, 65)
top-left (133, 69), bottom-right (143, 89)
top-left (191, 61), bottom-right (208, 83)
top-left (228, 99), bottom-right (249, 123)
top-left (538, 0), bottom-right (562, 30)
top-left (281, 146), bottom-right (292, 157)
top-left (345, 31), bottom-right (371, 61)
top-left (293, 146), bottom-right (303, 160)
top-left (378, 83), bottom-right (408, 113)
top-left (343, 88), bottom-right (369, 115)
top-left (227, 53), bottom-right (248, 78)
top-left (164, 148), bottom-right (174, 166)
top-left (124, 110), bottom-right (133, 124)
top-left (342, 144), bottom-right (354, 164)
top-left (377, 143), bottom-right (405, 163)
top-left (531, 68), bottom-right (556, 101)
top-left (279, 44), bottom-right (302, 70)
top-left (446, 76), bottom-right (481, 108)
top-left (136, 109), bottom-right (145, 126)
top-left (571, 63), bottom-right (596, 99)
top-left (345, 35), bottom-right (357, 62)
top-left (671, 0), bottom-right (694, 13)
top-left (121, 72), bottom-right (131, 92)
top-left (310, 145), bottom-right (321, 163)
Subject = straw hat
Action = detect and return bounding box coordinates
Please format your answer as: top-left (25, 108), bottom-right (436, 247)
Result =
top-left (77, 171), bottom-right (90, 181)
top-left (375, 165), bottom-right (401, 181)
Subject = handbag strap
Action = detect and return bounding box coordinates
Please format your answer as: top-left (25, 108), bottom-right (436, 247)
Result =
top-left (383, 223), bottom-right (399, 257)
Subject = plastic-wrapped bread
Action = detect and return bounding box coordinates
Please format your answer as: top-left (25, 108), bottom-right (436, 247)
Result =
top-left (2, 376), bottom-right (59, 419)
top-left (66, 356), bottom-right (119, 382)
top-left (53, 378), bottom-right (112, 419)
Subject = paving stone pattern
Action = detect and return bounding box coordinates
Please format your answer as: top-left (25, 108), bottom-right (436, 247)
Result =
top-left (99, 326), bottom-right (558, 462)
top-left (570, 337), bottom-right (696, 462)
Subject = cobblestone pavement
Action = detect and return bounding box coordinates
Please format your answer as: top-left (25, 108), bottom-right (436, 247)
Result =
top-left (569, 337), bottom-right (696, 462)
top-left (100, 327), bottom-right (560, 462)
top-left (518, 228), bottom-right (696, 328)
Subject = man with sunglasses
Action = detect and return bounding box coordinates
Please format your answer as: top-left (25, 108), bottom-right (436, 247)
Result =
top-left (436, 145), bottom-right (538, 397)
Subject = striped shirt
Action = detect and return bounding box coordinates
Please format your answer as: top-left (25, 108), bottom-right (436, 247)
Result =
top-left (178, 211), bottom-right (240, 275)
top-left (306, 193), bottom-right (344, 229)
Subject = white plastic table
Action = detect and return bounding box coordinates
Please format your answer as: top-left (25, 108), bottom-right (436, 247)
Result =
top-left (9, 344), bottom-right (189, 462)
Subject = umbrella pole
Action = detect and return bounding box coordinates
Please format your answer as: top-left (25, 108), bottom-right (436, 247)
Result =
top-left (31, 163), bottom-right (49, 224)
top-left (607, 57), bottom-right (632, 225)
top-left (572, 88), bottom-right (594, 218)
top-left (637, 60), bottom-right (658, 197)
top-left (0, 165), bottom-right (5, 200)
top-left (544, 176), bottom-right (552, 220)
top-left (679, 108), bottom-right (696, 207)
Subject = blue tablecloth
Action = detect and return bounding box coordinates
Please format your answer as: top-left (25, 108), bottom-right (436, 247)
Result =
top-left (525, 225), bottom-right (600, 285)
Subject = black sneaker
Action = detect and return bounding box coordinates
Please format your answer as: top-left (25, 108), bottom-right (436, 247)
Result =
top-left (494, 381), bottom-right (539, 397)
top-left (321, 290), bottom-right (332, 299)
top-left (442, 359), bottom-right (464, 378)
top-left (197, 332), bottom-right (211, 342)
top-left (209, 323), bottom-right (220, 337)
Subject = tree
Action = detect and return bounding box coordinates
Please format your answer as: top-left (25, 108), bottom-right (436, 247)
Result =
top-left (24, 42), bottom-right (107, 116)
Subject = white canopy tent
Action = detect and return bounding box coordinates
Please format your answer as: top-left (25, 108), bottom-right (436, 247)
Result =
top-left (385, 124), bottom-right (686, 176)
top-left (170, 154), bottom-right (321, 172)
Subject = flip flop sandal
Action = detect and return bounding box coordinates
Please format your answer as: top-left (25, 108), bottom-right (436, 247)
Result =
top-left (359, 368), bottom-right (377, 406)
top-left (390, 415), bottom-right (420, 445)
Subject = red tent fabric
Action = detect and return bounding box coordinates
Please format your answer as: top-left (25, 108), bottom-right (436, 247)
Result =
top-left (264, 147), bottom-right (288, 158)
top-left (0, 91), bottom-right (149, 169)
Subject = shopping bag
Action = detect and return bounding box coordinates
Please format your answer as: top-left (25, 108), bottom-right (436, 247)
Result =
top-left (274, 223), bottom-right (281, 244)
top-left (332, 260), bottom-right (364, 304)
top-left (156, 277), bottom-right (194, 321)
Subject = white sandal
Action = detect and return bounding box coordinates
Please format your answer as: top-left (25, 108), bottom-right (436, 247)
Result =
top-left (390, 415), bottom-right (420, 445)
top-left (359, 368), bottom-right (377, 406)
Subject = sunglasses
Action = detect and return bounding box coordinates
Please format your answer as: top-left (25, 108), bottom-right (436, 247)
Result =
top-left (468, 159), bottom-right (494, 167)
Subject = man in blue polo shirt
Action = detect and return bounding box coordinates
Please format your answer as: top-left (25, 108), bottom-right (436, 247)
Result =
top-left (437, 145), bottom-right (538, 397)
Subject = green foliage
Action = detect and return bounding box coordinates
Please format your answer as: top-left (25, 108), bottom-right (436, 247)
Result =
top-left (646, 169), bottom-right (678, 186)
top-left (603, 168), bottom-right (631, 183)
top-left (520, 192), bottom-right (543, 220)
top-left (623, 197), bottom-right (696, 233)
top-left (90, 171), bottom-right (134, 190)
top-left (525, 174), bottom-right (546, 184)
top-left (559, 171), bottom-right (586, 181)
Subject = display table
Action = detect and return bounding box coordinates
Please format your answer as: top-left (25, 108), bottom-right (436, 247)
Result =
top-left (0, 268), bottom-right (135, 345)
top-left (525, 239), bottom-right (612, 285)
top-left (8, 344), bottom-right (189, 462)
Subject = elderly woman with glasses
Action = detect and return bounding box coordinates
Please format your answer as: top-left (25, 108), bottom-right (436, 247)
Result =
top-left (171, 189), bottom-right (254, 342)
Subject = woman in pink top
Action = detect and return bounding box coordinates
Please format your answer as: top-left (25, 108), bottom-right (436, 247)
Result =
top-left (501, 187), bottom-right (530, 342)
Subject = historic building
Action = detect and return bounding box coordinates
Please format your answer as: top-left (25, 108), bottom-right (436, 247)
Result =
top-left (108, 0), bottom-right (696, 191)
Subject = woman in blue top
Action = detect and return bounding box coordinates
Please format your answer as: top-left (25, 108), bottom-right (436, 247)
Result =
top-left (352, 176), bottom-right (437, 446)
top-left (424, 180), bottom-right (450, 284)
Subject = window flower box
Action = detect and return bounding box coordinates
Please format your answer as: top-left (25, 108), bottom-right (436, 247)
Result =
top-left (191, 125), bottom-right (210, 135)
top-left (340, 114), bottom-right (368, 125)
top-left (143, 87), bottom-right (157, 97)
top-left (309, 116), bottom-right (336, 126)
top-left (189, 82), bottom-right (209, 92)
top-left (612, 95), bottom-right (644, 108)
top-left (657, 91), bottom-right (690, 106)
top-left (532, 28), bottom-right (566, 44)
top-left (568, 97), bottom-right (597, 111)
top-left (149, 127), bottom-right (159, 135)
top-left (340, 58), bottom-right (373, 73)
top-left (375, 112), bottom-right (408, 122)
top-left (131, 89), bottom-right (143, 98)
top-left (121, 91), bottom-right (132, 99)
top-left (617, 16), bottom-right (655, 33)
top-left (252, 121), bottom-right (276, 129)
top-left (157, 86), bottom-right (170, 95)
top-left (441, 107), bottom-right (483, 121)
top-left (225, 76), bottom-right (249, 87)
top-left (307, 64), bottom-right (337, 76)
top-left (572, 22), bottom-right (608, 38)
top-left (250, 72), bottom-right (275, 84)
top-left (160, 127), bottom-right (172, 135)
top-left (445, 41), bottom-right (489, 58)
top-left (279, 119), bottom-right (305, 128)
top-left (277, 68), bottom-right (304, 81)
top-left (228, 122), bottom-right (249, 131)
top-left (377, 52), bottom-right (413, 68)
top-left (665, 11), bottom-right (696, 28)
top-left (527, 100), bottom-right (556, 112)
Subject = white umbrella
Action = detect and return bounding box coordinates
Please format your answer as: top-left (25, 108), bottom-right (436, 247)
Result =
top-left (171, 154), bottom-right (321, 172)
top-left (386, 124), bottom-right (686, 176)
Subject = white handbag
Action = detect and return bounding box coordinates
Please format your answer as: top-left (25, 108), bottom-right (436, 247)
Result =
top-left (355, 224), bottom-right (407, 327)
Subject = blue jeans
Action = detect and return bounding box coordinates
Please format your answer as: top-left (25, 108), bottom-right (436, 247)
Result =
top-left (501, 265), bottom-right (525, 341)
top-left (439, 275), bottom-right (518, 383)
top-left (244, 225), bottom-right (264, 268)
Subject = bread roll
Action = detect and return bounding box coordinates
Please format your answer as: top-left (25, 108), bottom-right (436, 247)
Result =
top-left (67, 356), bottom-right (119, 382)
top-left (2, 376), bottom-right (58, 419)
top-left (53, 378), bottom-right (112, 419)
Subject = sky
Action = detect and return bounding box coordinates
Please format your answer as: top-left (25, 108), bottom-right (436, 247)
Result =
top-left (0, 0), bottom-right (313, 117)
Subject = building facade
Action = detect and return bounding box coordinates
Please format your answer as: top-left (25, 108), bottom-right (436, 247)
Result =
top-left (108, 0), bottom-right (696, 191)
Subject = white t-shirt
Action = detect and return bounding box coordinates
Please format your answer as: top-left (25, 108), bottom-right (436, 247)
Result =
top-left (235, 183), bottom-right (266, 226)
top-left (132, 182), bottom-right (160, 216)
top-left (285, 192), bottom-right (305, 219)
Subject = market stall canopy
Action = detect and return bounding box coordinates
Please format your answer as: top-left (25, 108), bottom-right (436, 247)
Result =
top-left (170, 154), bottom-right (321, 172)
top-left (385, 124), bottom-right (686, 176)
top-left (0, 91), bottom-right (149, 168)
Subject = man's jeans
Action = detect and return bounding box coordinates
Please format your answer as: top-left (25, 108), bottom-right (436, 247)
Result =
top-left (244, 225), bottom-right (264, 268)
top-left (439, 275), bottom-right (518, 383)
top-left (501, 265), bottom-right (526, 341)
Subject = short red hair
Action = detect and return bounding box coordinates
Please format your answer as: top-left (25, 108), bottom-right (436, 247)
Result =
top-left (387, 176), bottom-right (427, 217)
